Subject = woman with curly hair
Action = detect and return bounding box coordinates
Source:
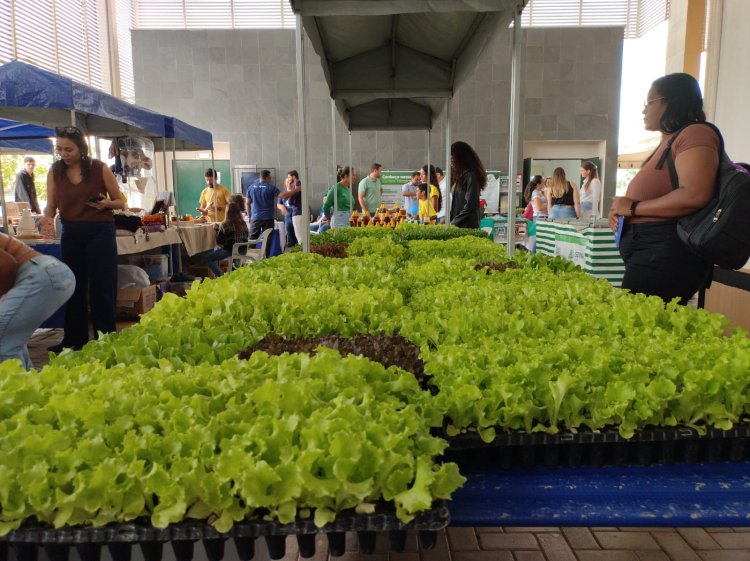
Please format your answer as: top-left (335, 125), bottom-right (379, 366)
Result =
top-left (450, 141), bottom-right (487, 229)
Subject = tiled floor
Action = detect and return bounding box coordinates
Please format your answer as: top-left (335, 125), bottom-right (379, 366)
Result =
top-left (25, 329), bottom-right (750, 561)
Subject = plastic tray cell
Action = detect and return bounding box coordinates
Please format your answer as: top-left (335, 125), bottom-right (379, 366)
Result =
top-left (0, 503), bottom-right (449, 561)
top-left (443, 423), bottom-right (750, 469)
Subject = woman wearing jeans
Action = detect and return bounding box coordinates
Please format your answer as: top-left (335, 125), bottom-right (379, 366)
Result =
top-left (547, 167), bottom-right (580, 220)
top-left (609, 73), bottom-right (719, 305)
top-left (39, 127), bottom-right (125, 352)
top-left (0, 233), bottom-right (75, 369)
top-left (204, 202), bottom-right (249, 277)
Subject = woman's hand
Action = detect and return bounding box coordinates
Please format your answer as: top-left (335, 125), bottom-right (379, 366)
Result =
top-left (611, 196), bottom-right (633, 217)
top-left (86, 198), bottom-right (114, 211)
top-left (39, 215), bottom-right (54, 229)
top-left (608, 196), bottom-right (633, 232)
top-left (608, 207), bottom-right (619, 232)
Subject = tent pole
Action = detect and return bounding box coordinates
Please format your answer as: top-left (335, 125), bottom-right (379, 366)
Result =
top-left (210, 150), bottom-right (217, 223)
top-left (445, 98), bottom-right (452, 227)
top-left (171, 138), bottom-right (183, 274)
top-left (295, 12), bottom-right (310, 252)
top-left (0, 156), bottom-right (8, 236)
top-left (348, 132), bottom-right (352, 214)
top-left (427, 129), bottom-right (432, 222)
top-left (506, 8), bottom-right (523, 256)
top-left (332, 99), bottom-right (337, 222)
top-left (160, 140), bottom-right (167, 219)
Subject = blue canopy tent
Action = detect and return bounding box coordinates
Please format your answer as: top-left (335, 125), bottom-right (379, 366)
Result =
top-left (0, 118), bottom-right (54, 234)
top-left (160, 116), bottom-right (213, 152)
top-left (0, 60), bottom-right (166, 137)
top-left (0, 61), bottom-right (216, 223)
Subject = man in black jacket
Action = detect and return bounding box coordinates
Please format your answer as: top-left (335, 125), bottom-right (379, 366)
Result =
top-left (14, 157), bottom-right (40, 214)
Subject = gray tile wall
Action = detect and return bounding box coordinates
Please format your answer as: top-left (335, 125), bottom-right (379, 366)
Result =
top-left (132, 26), bottom-right (622, 206)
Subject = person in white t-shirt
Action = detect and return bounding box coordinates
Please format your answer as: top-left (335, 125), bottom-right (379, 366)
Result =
top-left (402, 171), bottom-right (420, 216)
top-left (436, 167), bottom-right (447, 223)
top-left (579, 160), bottom-right (602, 219)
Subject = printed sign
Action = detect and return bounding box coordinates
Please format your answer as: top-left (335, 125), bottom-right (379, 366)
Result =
top-left (554, 233), bottom-right (588, 268)
top-left (380, 171), bottom-right (418, 207)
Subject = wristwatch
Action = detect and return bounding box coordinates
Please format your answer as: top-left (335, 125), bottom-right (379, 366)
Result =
top-left (630, 200), bottom-right (639, 217)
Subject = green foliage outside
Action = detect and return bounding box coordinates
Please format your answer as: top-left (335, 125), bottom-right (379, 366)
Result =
top-left (1, 154), bottom-right (52, 206)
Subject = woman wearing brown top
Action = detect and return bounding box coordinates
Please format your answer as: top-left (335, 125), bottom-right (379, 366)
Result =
top-left (39, 127), bottom-right (125, 351)
top-left (609, 73), bottom-right (720, 305)
top-left (0, 233), bottom-right (75, 368)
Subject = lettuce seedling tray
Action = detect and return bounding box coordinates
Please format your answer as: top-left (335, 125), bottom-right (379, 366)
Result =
top-left (441, 423), bottom-right (750, 469)
top-left (0, 502), bottom-right (449, 561)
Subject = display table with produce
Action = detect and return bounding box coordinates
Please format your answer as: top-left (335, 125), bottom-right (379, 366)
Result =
top-left (535, 218), bottom-right (625, 286)
top-left (115, 228), bottom-right (182, 255)
top-left (24, 231), bottom-right (181, 328)
top-left (176, 221), bottom-right (285, 257)
top-left (2, 225), bottom-right (749, 549)
top-left (175, 223), bottom-right (217, 256)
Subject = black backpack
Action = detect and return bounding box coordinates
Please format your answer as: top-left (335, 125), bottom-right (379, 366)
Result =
top-left (656, 122), bottom-right (750, 270)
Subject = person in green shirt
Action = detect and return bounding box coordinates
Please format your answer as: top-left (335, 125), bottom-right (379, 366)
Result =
top-left (323, 166), bottom-right (357, 228)
top-left (357, 162), bottom-right (383, 214)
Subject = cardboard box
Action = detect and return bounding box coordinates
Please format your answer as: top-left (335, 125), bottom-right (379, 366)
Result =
top-left (116, 285), bottom-right (157, 318)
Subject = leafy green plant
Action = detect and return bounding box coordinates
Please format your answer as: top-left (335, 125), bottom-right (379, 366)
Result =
top-left (0, 351), bottom-right (464, 534)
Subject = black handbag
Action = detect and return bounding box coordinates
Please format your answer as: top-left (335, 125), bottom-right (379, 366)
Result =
top-left (656, 122), bottom-right (750, 270)
top-left (114, 214), bottom-right (144, 232)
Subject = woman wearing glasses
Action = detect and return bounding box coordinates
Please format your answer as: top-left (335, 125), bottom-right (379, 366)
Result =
top-left (40, 127), bottom-right (125, 351)
top-left (608, 73), bottom-right (720, 305)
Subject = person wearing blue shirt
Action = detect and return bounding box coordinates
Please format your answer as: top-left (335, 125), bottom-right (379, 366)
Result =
top-left (402, 171), bottom-right (420, 216)
top-left (277, 170), bottom-right (302, 248)
top-left (245, 169), bottom-right (300, 255)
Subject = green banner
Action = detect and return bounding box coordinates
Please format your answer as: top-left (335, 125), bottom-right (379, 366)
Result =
top-left (380, 171), bottom-right (415, 207)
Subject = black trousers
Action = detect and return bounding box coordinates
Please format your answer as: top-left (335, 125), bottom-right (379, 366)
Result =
top-left (60, 220), bottom-right (118, 346)
top-left (619, 221), bottom-right (712, 305)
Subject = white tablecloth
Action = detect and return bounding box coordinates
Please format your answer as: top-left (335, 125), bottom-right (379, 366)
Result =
top-left (116, 229), bottom-right (182, 255)
top-left (176, 224), bottom-right (217, 256)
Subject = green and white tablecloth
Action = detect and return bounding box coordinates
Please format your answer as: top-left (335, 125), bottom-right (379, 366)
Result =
top-left (535, 220), bottom-right (625, 287)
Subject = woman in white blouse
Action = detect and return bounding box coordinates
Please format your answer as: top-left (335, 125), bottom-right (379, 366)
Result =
top-left (579, 161), bottom-right (602, 219)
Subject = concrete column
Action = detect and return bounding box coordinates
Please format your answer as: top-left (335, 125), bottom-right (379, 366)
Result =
top-left (665, 0), bottom-right (707, 78)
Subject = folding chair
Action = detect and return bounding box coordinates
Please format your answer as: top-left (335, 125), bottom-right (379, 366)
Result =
top-left (230, 228), bottom-right (272, 270)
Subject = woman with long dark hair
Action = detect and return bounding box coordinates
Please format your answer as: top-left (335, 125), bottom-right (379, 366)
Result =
top-left (450, 141), bottom-right (487, 229)
top-left (205, 201), bottom-right (249, 277)
top-left (579, 161), bottom-right (601, 218)
top-left (609, 73), bottom-right (720, 304)
top-left (420, 164), bottom-right (442, 215)
top-left (40, 127), bottom-right (125, 351)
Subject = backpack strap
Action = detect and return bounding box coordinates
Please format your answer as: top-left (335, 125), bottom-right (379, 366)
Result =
top-left (655, 122), bottom-right (727, 190)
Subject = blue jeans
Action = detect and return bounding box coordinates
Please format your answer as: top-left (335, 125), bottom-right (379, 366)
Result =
top-left (285, 214), bottom-right (298, 247)
top-left (61, 220), bottom-right (118, 347)
top-left (0, 256), bottom-right (75, 369)
top-left (549, 205), bottom-right (577, 219)
top-left (331, 211), bottom-right (351, 229)
top-left (205, 247), bottom-right (231, 277)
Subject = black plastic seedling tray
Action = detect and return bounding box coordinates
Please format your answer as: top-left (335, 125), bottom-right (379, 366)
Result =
top-left (441, 423), bottom-right (750, 469)
top-left (0, 502), bottom-right (449, 561)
